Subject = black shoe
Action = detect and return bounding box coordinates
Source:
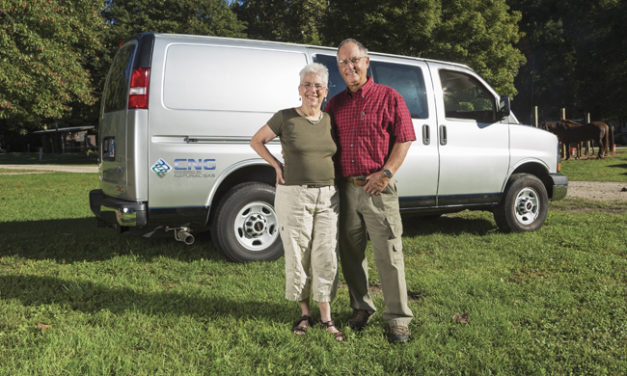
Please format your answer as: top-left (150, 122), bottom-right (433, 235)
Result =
top-left (348, 309), bottom-right (373, 331)
top-left (387, 326), bottom-right (410, 343)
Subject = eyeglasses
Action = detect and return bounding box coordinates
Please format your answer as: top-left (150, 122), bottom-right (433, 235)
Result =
top-left (301, 82), bottom-right (326, 90)
top-left (337, 56), bottom-right (366, 66)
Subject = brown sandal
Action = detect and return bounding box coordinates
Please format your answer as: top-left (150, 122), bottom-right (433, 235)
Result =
top-left (320, 320), bottom-right (345, 342)
top-left (292, 315), bottom-right (313, 335)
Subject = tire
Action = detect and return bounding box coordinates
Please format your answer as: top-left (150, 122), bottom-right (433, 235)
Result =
top-left (493, 173), bottom-right (548, 232)
top-left (212, 183), bottom-right (283, 262)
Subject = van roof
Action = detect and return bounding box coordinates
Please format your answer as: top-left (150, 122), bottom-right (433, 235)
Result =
top-left (145, 32), bottom-right (471, 70)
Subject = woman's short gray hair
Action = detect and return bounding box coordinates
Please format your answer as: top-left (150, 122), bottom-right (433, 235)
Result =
top-left (299, 63), bottom-right (329, 87)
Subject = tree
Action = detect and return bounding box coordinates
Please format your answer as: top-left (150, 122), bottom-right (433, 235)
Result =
top-left (323, 0), bottom-right (525, 97)
top-left (510, 0), bottom-right (627, 122)
top-left (0, 0), bottom-right (106, 131)
top-left (233, 0), bottom-right (326, 45)
top-left (102, 0), bottom-right (246, 48)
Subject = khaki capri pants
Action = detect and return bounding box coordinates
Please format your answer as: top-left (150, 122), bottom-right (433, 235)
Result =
top-left (275, 184), bottom-right (339, 303)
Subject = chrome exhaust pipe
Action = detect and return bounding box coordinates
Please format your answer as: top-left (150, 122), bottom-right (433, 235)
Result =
top-left (177, 229), bottom-right (195, 245)
top-left (166, 226), bottom-right (195, 245)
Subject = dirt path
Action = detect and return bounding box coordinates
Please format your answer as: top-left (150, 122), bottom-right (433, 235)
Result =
top-left (0, 164), bottom-right (98, 173)
top-left (567, 181), bottom-right (627, 202)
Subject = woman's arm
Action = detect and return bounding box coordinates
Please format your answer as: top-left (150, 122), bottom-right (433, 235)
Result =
top-left (250, 124), bottom-right (285, 186)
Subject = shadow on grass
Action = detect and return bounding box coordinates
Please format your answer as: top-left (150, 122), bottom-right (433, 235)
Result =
top-left (2, 213), bottom-right (497, 264)
top-left (402, 213), bottom-right (495, 236)
top-left (0, 217), bottom-right (225, 263)
top-left (608, 163), bottom-right (627, 176)
top-left (0, 274), bottom-right (292, 321)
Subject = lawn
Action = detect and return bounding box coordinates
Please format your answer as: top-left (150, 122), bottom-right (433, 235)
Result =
top-left (0, 156), bottom-right (625, 375)
top-left (560, 147), bottom-right (627, 182)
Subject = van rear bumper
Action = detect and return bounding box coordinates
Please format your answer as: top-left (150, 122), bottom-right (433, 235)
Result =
top-left (550, 173), bottom-right (568, 200)
top-left (89, 189), bottom-right (147, 227)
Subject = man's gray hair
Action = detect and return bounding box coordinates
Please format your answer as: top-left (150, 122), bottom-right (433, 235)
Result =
top-left (299, 62), bottom-right (329, 87)
top-left (337, 38), bottom-right (369, 56)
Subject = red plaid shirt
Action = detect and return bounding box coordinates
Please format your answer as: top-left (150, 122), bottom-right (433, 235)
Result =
top-left (325, 77), bottom-right (416, 178)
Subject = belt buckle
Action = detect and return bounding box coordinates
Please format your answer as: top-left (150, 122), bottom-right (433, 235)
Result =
top-left (348, 177), bottom-right (366, 186)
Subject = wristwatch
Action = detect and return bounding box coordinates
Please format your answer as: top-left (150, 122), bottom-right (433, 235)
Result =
top-left (382, 168), bottom-right (393, 178)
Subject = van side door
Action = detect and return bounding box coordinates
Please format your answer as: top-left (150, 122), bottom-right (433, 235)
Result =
top-left (428, 63), bottom-right (509, 205)
top-left (369, 59), bottom-right (438, 207)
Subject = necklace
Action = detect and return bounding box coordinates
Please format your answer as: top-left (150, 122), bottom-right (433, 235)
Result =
top-left (297, 106), bottom-right (323, 124)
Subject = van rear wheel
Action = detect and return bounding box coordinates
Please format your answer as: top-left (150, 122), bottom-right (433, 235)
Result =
top-left (212, 183), bottom-right (283, 262)
top-left (493, 173), bottom-right (548, 232)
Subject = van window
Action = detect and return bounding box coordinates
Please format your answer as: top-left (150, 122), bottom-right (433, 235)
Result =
top-left (163, 44), bottom-right (306, 112)
top-left (103, 42), bottom-right (137, 113)
top-left (315, 54), bottom-right (427, 119)
top-left (313, 54), bottom-right (347, 103)
top-left (439, 70), bottom-right (496, 122)
top-left (371, 61), bottom-right (428, 119)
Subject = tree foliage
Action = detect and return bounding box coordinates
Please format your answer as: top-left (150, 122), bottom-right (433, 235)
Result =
top-left (322, 0), bottom-right (525, 97)
top-left (510, 0), bottom-right (627, 121)
top-left (102, 0), bottom-right (246, 48)
top-left (0, 0), bottom-right (105, 130)
top-left (233, 0), bottom-right (326, 45)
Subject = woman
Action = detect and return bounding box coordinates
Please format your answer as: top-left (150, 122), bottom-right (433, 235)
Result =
top-left (250, 63), bottom-right (344, 341)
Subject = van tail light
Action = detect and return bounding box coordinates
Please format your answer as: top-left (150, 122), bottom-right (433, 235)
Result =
top-left (128, 67), bottom-right (150, 109)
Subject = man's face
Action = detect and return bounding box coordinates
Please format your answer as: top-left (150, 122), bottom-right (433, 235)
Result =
top-left (337, 42), bottom-right (369, 92)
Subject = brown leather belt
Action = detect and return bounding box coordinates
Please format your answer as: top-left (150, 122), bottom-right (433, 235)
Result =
top-left (346, 177), bottom-right (367, 186)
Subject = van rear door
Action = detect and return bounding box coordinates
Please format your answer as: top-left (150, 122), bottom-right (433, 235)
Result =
top-left (99, 35), bottom-right (151, 202)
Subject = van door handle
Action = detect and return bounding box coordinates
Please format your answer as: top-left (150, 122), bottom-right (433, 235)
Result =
top-left (439, 125), bottom-right (447, 145)
top-left (422, 124), bottom-right (430, 145)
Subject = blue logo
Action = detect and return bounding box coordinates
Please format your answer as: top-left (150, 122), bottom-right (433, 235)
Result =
top-left (151, 158), bottom-right (172, 177)
top-left (173, 158), bottom-right (216, 171)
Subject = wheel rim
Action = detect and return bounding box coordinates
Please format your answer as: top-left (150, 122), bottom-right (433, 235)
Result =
top-left (233, 201), bottom-right (279, 252)
top-left (514, 187), bottom-right (540, 225)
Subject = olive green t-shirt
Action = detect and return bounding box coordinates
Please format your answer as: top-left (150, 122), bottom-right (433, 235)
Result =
top-left (267, 108), bottom-right (336, 186)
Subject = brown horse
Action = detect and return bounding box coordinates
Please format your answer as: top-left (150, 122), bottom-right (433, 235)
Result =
top-left (541, 120), bottom-right (582, 159)
top-left (543, 120), bottom-right (607, 159)
top-left (588, 121), bottom-right (611, 157)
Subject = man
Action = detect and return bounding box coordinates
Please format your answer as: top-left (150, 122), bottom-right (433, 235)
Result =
top-left (325, 38), bottom-right (415, 343)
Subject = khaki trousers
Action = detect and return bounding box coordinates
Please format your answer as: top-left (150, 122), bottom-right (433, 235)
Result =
top-left (339, 179), bottom-right (413, 327)
top-left (275, 185), bottom-right (339, 303)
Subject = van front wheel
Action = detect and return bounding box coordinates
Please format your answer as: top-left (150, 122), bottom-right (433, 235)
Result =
top-left (493, 173), bottom-right (548, 232)
top-left (212, 183), bottom-right (283, 262)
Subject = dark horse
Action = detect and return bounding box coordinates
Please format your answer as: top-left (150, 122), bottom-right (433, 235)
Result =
top-left (541, 119), bottom-right (606, 159)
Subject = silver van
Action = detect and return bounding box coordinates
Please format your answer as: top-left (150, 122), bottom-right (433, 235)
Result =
top-left (89, 33), bottom-right (567, 262)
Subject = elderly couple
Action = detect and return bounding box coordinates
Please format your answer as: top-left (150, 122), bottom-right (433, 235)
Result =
top-left (250, 39), bottom-right (415, 344)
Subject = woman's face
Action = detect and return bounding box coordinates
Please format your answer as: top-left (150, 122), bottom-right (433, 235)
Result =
top-left (299, 73), bottom-right (328, 109)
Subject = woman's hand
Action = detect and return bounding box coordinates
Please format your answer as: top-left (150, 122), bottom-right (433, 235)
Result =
top-left (274, 164), bottom-right (286, 186)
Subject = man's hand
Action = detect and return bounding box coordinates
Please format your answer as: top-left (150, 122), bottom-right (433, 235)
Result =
top-left (364, 170), bottom-right (390, 195)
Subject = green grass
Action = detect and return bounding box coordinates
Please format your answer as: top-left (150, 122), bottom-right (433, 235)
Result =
top-left (560, 148), bottom-right (627, 182)
top-left (1, 172), bottom-right (625, 375)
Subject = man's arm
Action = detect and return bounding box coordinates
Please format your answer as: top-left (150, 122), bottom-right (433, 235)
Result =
top-left (364, 140), bottom-right (412, 195)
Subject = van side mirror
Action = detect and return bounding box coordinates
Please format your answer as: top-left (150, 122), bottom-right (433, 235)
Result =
top-left (498, 95), bottom-right (511, 119)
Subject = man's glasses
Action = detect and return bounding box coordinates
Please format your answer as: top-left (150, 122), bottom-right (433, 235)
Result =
top-left (337, 56), bottom-right (366, 66)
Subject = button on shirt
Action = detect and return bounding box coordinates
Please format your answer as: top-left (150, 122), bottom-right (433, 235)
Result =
top-left (325, 77), bottom-right (416, 178)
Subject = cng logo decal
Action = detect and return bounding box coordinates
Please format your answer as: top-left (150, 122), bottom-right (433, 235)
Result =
top-left (151, 158), bottom-right (172, 177)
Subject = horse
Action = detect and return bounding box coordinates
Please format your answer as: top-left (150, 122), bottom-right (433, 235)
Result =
top-left (541, 120), bottom-right (583, 159)
top-left (547, 121), bottom-right (607, 159)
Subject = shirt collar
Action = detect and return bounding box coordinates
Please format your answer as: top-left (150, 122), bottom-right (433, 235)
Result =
top-left (347, 76), bottom-right (374, 98)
